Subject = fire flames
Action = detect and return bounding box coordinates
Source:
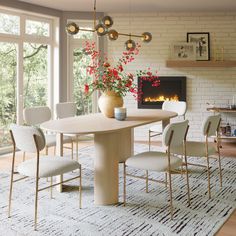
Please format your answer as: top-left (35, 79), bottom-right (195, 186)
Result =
top-left (144, 95), bottom-right (179, 102)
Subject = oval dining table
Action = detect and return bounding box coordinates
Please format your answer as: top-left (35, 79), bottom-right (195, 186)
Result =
top-left (41, 109), bottom-right (177, 205)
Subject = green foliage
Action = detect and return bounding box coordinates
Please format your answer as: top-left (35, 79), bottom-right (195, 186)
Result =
top-left (73, 48), bottom-right (93, 115)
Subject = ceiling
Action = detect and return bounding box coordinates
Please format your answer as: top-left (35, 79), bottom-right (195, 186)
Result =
top-left (18, 0), bottom-right (236, 12)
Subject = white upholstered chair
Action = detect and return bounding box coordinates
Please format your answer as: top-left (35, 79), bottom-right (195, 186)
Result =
top-left (23, 106), bottom-right (72, 159)
top-left (8, 124), bottom-right (82, 231)
top-left (56, 102), bottom-right (80, 161)
top-left (124, 120), bottom-right (190, 219)
top-left (171, 114), bottom-right (222, 199)
top-left (148, 101), bottom-right (187, 150)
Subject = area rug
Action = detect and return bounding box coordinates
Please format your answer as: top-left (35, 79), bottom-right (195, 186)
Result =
top-left (0, 144), bottom-right (235, 236)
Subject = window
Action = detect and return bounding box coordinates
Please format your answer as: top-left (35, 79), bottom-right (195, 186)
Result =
top-left (0, 12), bottom-right (20, 35)
top-left (25, 19), bottom-right (50, 37)
top-left (0, 9), bottom-right (58, 153)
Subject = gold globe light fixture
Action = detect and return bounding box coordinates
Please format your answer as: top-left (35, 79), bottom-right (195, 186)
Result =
top-left (65, 0), bottom-right (152, 50)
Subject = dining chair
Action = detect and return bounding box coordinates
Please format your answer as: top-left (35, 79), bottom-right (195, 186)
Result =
top-left (148, 101), bottom-right (187, 150)
top-left (23, 106), bottom-right (72, 159)
top-left (124, 120), bottom-right (190, 219)
top-left (170, 114), bottom-right (222, 199)
top-left (56, 102), bottom-right (90, 161)
top-left (8, 124), bottom-right (82, 231)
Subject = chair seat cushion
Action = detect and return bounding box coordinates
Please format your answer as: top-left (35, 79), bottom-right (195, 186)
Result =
top-left (18, 156), bottom-right (81, 178)
top-left (171, 141), bottom-right (216, 157)
top-left (149, 124), bottom-right (162, 134)
top-left (45, 134), bottom-right (72, 147)
top-left (125, 151), bottom-right (182, 172)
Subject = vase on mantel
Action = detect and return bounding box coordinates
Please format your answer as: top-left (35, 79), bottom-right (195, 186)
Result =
top-left (98, 91), bottom-right (123, 118)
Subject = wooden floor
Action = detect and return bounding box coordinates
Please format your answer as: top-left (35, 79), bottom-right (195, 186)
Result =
top-left (0, 140), bottom-right (235, 235)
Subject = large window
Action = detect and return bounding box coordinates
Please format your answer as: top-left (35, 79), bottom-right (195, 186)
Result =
top-left (0, 9), bottom-right (58, 153)
top-left (68, 21), bottom-right (98, 115)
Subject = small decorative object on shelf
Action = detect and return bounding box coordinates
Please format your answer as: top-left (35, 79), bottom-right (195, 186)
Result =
top-left (225, 123), bottom-right (231, 136)
top-left (213, 45), bottom-right (224, 61)
top-left (114, 107), bottom-right (127, 121)
top-left (170, 42), bottom-right (196, 61)
top-left (187, 32), bottom-right (210, 61)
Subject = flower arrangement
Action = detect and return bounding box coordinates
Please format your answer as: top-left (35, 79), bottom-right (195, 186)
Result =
top-left (83, 41), bottom-right (160, 99)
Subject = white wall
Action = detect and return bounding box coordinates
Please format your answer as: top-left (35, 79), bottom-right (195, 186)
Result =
top-left (107, 12), bottom-right (236, 141)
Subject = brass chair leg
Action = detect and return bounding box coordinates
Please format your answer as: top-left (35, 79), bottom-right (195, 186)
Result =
top-left (185, 163), bottom-right (191, 206)
top-left (76, 137), bottom-right (79, 162)
top-left (146, 170), bottom-right (149, 193)
top-left (123, 164), bottom-right (126, 206)
top-left (79, 166), bottom-right (82, 209)
top-left (148, 130), bottom-right (151, 151)
top-left (165, 173), bottom-right (168, 187)
top-left (34, 177), bottom-right (39, 231)
top-left (71, 141), bottom-right (74, 160)
top-left (206, 156), bottom-right (211, 199)
top-left (8, 171), bottom-right (14, 218)
top-left (50, 177), bottom-right (53, 199)
top-left (168, 171), bottom-right (173, 220)
top-left (217, 149), bottom-right (223, 188)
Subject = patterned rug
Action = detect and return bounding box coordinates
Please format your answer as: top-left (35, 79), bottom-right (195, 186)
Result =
top-left (0, 144), bottom-right (235, 236)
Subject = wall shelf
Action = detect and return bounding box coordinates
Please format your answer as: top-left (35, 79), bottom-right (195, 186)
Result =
top-left (166, 60), bottom-right (236, 68)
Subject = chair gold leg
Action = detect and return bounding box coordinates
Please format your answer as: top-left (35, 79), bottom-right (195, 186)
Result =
top-left (217, 149), bottom-right (223, 188)
top-left (76, 137), bottom-right (79, 162)
top-left (185, 164), bottom-right (191, 206)
top-left (79, 166), bottom-right (82, 209)
top-left (168, 171), bottom-right (173, 220)
top-left (165, 173), bottom-right (167, 187)
top-left (123, 164), bottom-right (126, 206)
top-left (146, 170), bottom-right (149, 193)
top-left (50, 177), bottom-right (53, 199)
top-left (148, 130), bottom-right (151, 151)
top-left (8, 171), bottom-right (14, 218)
top-left (71, 141), bottom-right (74, 160)
top-left (206, 156), bottom-right (211, 199)
top-left (34, 177), bottom-right (39, 231)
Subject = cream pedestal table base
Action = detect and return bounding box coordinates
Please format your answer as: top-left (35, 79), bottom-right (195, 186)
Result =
top-left (41, 109), bottom-right (177, 205)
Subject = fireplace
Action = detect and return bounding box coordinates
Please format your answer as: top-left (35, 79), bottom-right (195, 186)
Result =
top-left (138, 76), bottom-right (186, 109)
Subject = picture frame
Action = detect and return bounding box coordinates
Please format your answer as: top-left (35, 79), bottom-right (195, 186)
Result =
top-left (171, 42), bottom-right (196, 61)
top-left (187, 32), bottom-right (210, 61)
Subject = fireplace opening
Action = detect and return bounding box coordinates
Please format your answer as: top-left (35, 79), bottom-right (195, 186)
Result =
top-left (138, 76), bottom-right (186, 109)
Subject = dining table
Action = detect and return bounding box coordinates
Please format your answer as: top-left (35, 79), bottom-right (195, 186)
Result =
top-left (41, 109), bottom-right (177, 205)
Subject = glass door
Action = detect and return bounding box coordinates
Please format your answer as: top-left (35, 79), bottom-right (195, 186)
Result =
top-left (0, 42), bottom-right (18, 150)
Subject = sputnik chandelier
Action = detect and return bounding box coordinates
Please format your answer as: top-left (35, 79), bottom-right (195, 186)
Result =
top-left (65, 0), bottom-right (152, 50)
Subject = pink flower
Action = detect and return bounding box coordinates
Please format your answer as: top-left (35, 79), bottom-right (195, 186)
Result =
top-left (84, 84), bottom-right (89, 94)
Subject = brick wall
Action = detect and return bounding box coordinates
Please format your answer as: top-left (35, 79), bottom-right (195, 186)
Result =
top-left (107, 12), bottom-right (236, 141)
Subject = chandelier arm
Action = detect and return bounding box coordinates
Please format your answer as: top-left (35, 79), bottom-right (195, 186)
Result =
top-left (118, 33), bottom-right (143, 38)
top-left (93, 0), bottom-right (97, 29)
top-left (80, 28), bottom-right (96, 33)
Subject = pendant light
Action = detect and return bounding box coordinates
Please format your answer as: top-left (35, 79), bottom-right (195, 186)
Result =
top-left (65, 0), bottom-right (152, 50)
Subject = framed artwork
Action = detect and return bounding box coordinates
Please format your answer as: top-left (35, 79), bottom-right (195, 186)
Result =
top-left (187, 32), bottom-right (210, 61)
top-left (171, 42), bottom-right (196, 60)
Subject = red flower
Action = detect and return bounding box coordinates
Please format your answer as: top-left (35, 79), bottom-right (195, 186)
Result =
top-left (84, 84), bottom-right (89, 94)
top-left (103, 62), bottom-right (110, 67)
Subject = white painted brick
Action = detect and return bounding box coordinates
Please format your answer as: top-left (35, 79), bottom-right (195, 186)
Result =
top-left (107, 11), bottom-right (236, 141)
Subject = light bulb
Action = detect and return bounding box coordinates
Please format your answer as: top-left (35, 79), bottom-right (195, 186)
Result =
top-left (102, 16), bottom-right (113, 28)
top-left (125, 39), bottom-right (136, 50)
top-left (108, 30), bottom-right (119, 40)
top-left (141, 32), bottom-right (152, 43)
top-left (65, 22), bottom-right (79, 35)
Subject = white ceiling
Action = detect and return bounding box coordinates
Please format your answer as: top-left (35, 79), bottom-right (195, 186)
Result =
top-left (18, 0), bottom-right (236, 12)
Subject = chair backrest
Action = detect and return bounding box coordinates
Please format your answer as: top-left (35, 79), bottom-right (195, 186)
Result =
top-left (23, 106), bottom-right (51, 125)
top-left (202, 114), bottom-right (221, 137)
top-left (162, 120), bottom-right (189, 148)
top-left (56, 102), bottom-right (77, 119)
top-left (10, 124), bottom-right (45, 153)
top-left (162, 101), bottom-right (187, 116)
